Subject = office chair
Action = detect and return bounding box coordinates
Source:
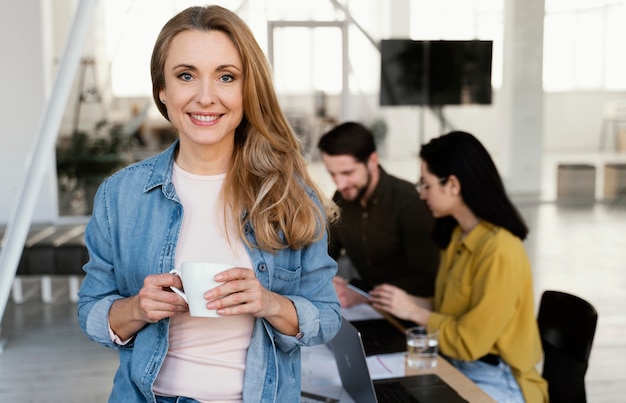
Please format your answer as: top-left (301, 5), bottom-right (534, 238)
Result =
top-left (537, 290), bottom-right (598, 403)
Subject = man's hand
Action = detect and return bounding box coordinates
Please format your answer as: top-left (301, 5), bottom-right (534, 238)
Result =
top-left (333, 276), bottom-right (369, 308)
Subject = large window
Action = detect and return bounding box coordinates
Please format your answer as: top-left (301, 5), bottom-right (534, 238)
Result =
top-left (102, 0), bottom-right (626, 102)
top-left (272, 26), bottom-right (343, 95)
top-left (105, 0), bottom-right (383, 101)
top-left (544, 0), bottom-right (626, 91)
top-left (410, 0), bottom-right (626, 92)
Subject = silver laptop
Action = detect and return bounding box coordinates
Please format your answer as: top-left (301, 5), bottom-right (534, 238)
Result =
top-left (327, 317), bottom-right (468, 403)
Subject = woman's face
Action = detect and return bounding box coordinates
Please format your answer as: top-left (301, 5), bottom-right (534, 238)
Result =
top-left (418, 161), bottom-right (455, 218)
top-left (159, 29), bottom-right (244, 156)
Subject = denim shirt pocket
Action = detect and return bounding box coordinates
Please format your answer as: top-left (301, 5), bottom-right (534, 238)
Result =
top-left (271, 265), bottom-right (302, 295)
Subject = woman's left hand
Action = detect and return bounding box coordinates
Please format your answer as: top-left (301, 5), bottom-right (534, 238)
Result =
top-left (204, 267), bottom-right (278, 318)
top-left (370, 283), bottom-right (429, 324)
top-left (205, 267), bottom-right (299, 335)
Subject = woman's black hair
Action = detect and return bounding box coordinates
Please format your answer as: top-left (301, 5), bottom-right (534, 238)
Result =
top-left (419, 131), bottom-right (528, 248)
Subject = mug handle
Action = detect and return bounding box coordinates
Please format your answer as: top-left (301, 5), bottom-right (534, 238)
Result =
top-left (168, 269), bottom-right (188, 303)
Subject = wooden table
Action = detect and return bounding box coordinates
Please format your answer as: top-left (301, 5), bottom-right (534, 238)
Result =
top-left (385, 310), bottom-right (495, 402)
top-left (406, 356), bottom-right (496, 403)
top-left (319, 306), bottom-right (496, 402)
top-left (301, 343), bottom-right (495, 403)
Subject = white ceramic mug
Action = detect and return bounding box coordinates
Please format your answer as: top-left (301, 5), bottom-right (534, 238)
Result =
top-left (169, 262), bottom-right (235, 317)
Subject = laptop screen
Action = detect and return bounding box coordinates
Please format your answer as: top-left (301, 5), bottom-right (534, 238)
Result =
top-left (327, 317), bottom-right (469, 403)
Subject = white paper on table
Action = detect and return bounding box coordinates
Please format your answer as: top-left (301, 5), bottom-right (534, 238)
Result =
top-left (340, 303), bottom-right (384, 321)
top-left (301, 345), bottom-right (341, 392)
top-left (366, 352), bottom-right (407, 380)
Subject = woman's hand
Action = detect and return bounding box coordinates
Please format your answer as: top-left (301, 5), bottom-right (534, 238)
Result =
top-left (135, 272), bottom-right (189, 322)
top-left (206, 267), bottom-right (299, 335)
top-left (370, 283), bottom-right (431, 325)
top-left (109, 272), bottom-right (189, 340)
top-left (204, 267), bottom-right (274, 317)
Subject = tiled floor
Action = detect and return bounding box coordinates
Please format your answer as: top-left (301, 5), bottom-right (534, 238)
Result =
top-left (1, 154), bottom-right (625, 402)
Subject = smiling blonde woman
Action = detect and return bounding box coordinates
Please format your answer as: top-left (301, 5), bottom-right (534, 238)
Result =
top-left (77, 6), bottom-right (341, 403)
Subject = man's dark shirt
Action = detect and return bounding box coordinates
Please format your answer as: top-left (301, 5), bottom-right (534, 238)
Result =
top-left (328, 167), bottom-right (439, 297)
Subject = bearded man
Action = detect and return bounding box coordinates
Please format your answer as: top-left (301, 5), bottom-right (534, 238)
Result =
top-left (318, 122), bottom-right (439, 307)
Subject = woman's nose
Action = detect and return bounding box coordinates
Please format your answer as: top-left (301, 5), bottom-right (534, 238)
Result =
top-left (195, 81), bottom-right (215, 105)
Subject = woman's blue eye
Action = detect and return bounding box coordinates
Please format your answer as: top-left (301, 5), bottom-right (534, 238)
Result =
top-left (179, 72), bottom-right (193, 81)
top-left (220, 73), bottom-right (234, 83)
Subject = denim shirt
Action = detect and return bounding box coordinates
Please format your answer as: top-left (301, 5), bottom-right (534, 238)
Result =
top-left (77, 141), bottom-right (341, 403)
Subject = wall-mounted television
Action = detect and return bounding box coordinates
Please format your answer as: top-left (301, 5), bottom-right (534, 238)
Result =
top-left (379, 39), bottom-right (493, 106)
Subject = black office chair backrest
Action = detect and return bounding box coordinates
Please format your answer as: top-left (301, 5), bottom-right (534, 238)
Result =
top-left (537, 290), bottom-right (598, 403)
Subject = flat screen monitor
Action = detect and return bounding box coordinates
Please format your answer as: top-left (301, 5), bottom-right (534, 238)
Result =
top-left (380, 39), bottom-right (493, 106)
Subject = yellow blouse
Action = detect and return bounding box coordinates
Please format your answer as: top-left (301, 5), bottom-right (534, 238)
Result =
top-left (427, 221), bottom-right (548, 403)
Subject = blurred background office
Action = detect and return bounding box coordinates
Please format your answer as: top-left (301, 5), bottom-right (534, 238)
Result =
top-left (0, 0), bottom-right (625, 402)
top-left (2, 0), bottom-right (626, 220)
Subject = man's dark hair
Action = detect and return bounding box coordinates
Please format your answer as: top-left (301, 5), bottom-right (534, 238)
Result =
top-left (317, 121), bottom-right (376, 163)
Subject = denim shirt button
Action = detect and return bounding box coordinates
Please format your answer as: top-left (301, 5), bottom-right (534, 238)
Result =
top-left (258, 263), bottom-right (267, 272)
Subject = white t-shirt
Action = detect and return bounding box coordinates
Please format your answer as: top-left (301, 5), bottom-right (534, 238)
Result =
top-left (152, 163), bottom-right (254, 402)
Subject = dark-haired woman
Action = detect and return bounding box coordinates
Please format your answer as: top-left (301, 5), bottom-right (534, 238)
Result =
top-left (370, 131), bottom-right (548, 402)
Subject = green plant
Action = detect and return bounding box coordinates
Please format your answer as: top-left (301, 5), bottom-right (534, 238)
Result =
top-left (56, 119), bottom-right (134, 215)
top-left (56, 119), bottom-right (131, 180)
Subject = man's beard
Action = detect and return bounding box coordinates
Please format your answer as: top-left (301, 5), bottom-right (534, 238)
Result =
top-left (344, 169), bottom-right (371, 202)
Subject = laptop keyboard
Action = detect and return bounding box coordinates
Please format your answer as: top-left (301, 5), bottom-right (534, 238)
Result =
top-left (374, 381), bottom-right (420, 403)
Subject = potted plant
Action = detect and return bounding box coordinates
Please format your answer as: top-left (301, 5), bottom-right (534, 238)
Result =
top-left (56, 119), bottom-right (132, 215)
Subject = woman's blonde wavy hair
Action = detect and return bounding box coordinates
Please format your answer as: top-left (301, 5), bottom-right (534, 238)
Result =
top-left (150, 5), bottom-right (338, 251)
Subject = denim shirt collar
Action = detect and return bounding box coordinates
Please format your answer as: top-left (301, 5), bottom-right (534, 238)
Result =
top-left (143, 140), bottom-right (179, 198)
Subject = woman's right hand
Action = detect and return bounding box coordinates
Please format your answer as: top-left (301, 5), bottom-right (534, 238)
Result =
top-left (135, 272), bottom-right (189, 323)
top-left (370, 283), bottom-right (431, 325)
top-left (109, 273), bottom-right (189, 340)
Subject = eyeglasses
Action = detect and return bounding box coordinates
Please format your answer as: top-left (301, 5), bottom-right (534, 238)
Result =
top-left (416, 177), bottom-right (448, 193)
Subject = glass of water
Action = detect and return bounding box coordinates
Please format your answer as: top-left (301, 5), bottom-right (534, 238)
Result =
top-left (406, 326), bottom-right (439, 369)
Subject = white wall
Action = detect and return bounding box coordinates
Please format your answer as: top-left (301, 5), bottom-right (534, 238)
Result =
top-left (0, 0), bottom-right (58, 224)
top-left (544, 91), bottom-right (626, 151)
